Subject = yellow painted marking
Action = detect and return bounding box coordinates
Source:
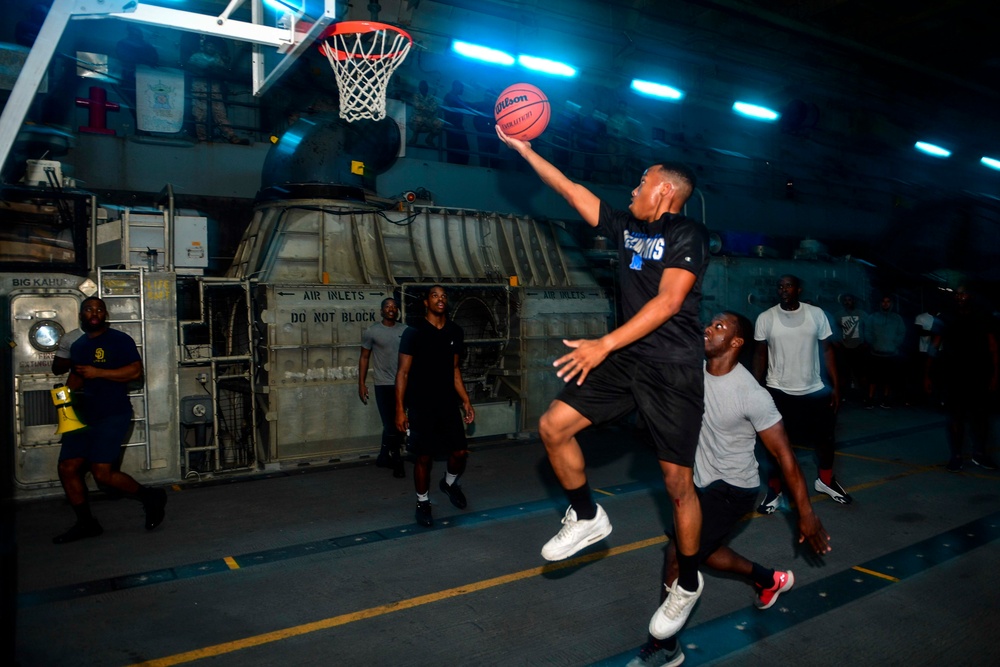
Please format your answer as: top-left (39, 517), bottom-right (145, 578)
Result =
top-left (223, 557), bottom-right (240, 570)
top-left (171, 484), bottom-right (183, 491)
top-left (852, 566), bottom-right (900, 582)
top-left (129, 460), bottom-right (973, 666)
top-left (593, 487), bottom-right (615, 497)
top-left (130, 536), bottom-right (666, 666)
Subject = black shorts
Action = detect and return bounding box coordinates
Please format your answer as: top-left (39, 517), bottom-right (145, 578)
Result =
top-left (557, 353), bottom-right (703, 467)
top-left (666, 480), bottom-right (757, 562)
top-left (407, 405), bottom-right (467, 457)
top-left (767, 387), bottom-right (834, 448)
top-left (58, 412), bottom-right (132, 464)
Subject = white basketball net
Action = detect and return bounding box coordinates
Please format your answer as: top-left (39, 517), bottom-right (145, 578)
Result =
top-left (321, 26), bottom-right (412, 122)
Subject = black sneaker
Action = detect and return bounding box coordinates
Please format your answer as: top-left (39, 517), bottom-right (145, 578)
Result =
top-left (439, 478), bottom-right (468, 509)
top-left (946, 456), bottom-right (963, 472)
top-left (971, 454), bottom-right (997, 470)
top-left (142, 488), bottom-right (167, 530)
top-left (53, 518), bottom-right (103, 544)
top-left (626, 640), bottom-right (684, 667)
top-left (415, 500), bottom-right (433, 527)
top-left (757, 487), bottom-right (782, 515)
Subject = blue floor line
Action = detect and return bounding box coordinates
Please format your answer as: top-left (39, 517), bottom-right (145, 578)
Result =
top-left (591, 511), bottom-right (1000, 666)
top-left (16, 420), bottom-right (950, 609)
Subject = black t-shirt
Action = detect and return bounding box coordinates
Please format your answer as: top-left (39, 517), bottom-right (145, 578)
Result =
top-left (399, 318), bottom-right (465, 409)
top-left (939, 310), bottom-right (995, 383)
top-left (596, 200), bottom-right (709, 365)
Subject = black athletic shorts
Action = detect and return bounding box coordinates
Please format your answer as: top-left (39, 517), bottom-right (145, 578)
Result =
top-left (766, 387), bottom-right (834, 448)
top-left (666, 480), bottom-right (757, 562)
top-left (557, 352), bottom-right (704, 467)
top-left (407, 404), bottom-right (467, 457)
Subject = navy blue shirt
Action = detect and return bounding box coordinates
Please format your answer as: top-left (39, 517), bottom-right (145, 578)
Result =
top-left (70, 328), bottom-right (141, 421)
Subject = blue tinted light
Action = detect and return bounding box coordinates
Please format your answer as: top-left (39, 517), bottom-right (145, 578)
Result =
top-left (452, 41), bottom-right (515, 66)
top-left (732, 102), bottom-right (780, 121)
top-left (263, 0), bottom-right (303, 11)
top-left (517, 55), bottom-right (576, 77)
top-left (980, 156), bottom-right (1000, 171)
top-left (914, 141), bottom-right (951, 158)
top-left (630, 79), bottom-right (684, 101)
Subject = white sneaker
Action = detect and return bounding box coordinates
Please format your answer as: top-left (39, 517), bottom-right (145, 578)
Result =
top-left (540, 504), bottom-right (612, 561)
top-left (649, 572), bottom-right (704, 640)
top-left (814, 477), bottom-right (852, 504)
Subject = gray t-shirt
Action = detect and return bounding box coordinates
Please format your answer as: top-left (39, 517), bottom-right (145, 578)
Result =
top-left (694, 363), bottom-right (782, 490)
top-left (361, 322), bottom-right (408, 386)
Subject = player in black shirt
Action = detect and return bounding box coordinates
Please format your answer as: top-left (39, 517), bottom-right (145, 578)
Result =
top-left (396, 285), bottom-right (476, 526)
top-left (497, 126), bottom-right (709, 639)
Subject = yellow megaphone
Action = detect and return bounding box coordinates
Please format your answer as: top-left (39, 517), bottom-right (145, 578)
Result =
top-left (51, 385), bottom-right (87, 434)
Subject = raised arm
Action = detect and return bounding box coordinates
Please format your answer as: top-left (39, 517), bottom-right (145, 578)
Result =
top-left (496, 126), bottom-right (601, 227)
top-left (758, 420), bottom-right (831, 555)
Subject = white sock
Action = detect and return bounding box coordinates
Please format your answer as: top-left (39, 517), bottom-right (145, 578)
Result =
top-left (417, 492), bottom-right (429, 502)
top-left (445, 472), bottom-right (458, 486)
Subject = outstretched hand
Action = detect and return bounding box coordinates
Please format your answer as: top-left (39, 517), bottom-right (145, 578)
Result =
top-left (554, 338), bottom-right (612, 386)
top-left (798, 511), bottom-right (832, 556)
top-left (495, 125), bottom-right (530, 152)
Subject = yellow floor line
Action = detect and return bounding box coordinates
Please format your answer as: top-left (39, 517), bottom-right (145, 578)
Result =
top-left (130, 459), bottom-right (976, 667)
top-left (852, 565), bottom-right (901, 582)
top-left (593, 487), bottom-right (616, 497)
top-left (223, 556), bottom-right (240, 570)
top-left (130, 536), bottom-right (667, 667)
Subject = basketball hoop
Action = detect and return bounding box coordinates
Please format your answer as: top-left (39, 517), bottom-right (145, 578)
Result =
top-left (317, 21), bottom-right (412, 123)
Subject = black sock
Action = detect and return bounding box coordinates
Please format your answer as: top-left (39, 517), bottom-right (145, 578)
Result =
top-left (751, 562), bottom-right (775, 589)
top-left (71, 503), bottom-right (93, 523)
top-left (566, 482), bottom-right (597, 521)
top-left (676, 551), bottom-right (700, 592)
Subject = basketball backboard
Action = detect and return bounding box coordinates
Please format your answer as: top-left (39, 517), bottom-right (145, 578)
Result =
top-left (113, 0), bottom-right (339, 96)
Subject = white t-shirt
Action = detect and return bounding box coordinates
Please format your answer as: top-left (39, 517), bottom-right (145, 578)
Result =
top-left (754, 302), bottom-right (832, 395)
top-left (695, 363), bottom-right (782, 489)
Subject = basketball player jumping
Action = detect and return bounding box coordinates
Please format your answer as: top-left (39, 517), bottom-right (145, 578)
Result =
top-left (497, 126), bottom-right (711, 639)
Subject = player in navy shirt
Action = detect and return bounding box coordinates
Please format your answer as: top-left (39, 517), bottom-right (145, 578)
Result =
top-left (51, 297), bottom-right (167, 544)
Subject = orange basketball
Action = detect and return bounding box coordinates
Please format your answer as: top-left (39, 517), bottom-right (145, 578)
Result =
top-left (494, 83), bottom-right (551, 141)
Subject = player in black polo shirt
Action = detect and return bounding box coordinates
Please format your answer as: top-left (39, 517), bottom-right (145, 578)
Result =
top-left (498, 126), bottom-right (709, 639)
top-left (395, 285), bottom-right (476, 527)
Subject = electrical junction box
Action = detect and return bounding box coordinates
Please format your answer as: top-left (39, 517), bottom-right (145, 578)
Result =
top-left (174, 215), bottom-right (208, 271)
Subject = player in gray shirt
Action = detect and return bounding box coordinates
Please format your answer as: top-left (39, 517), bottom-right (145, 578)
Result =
top-left (359, 297), bottom-right (408, 478)
top-left (630, 311), bottom-right (831, 667)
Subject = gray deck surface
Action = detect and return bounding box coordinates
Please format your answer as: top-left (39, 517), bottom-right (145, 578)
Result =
top-left (13, 402), bottom-right (1000, 666)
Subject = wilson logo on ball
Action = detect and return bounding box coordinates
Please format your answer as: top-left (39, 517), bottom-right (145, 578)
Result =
top-left (495, 94), bottom-right (530, 114)
top-left (494, 83), bottom-right (551, 141)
